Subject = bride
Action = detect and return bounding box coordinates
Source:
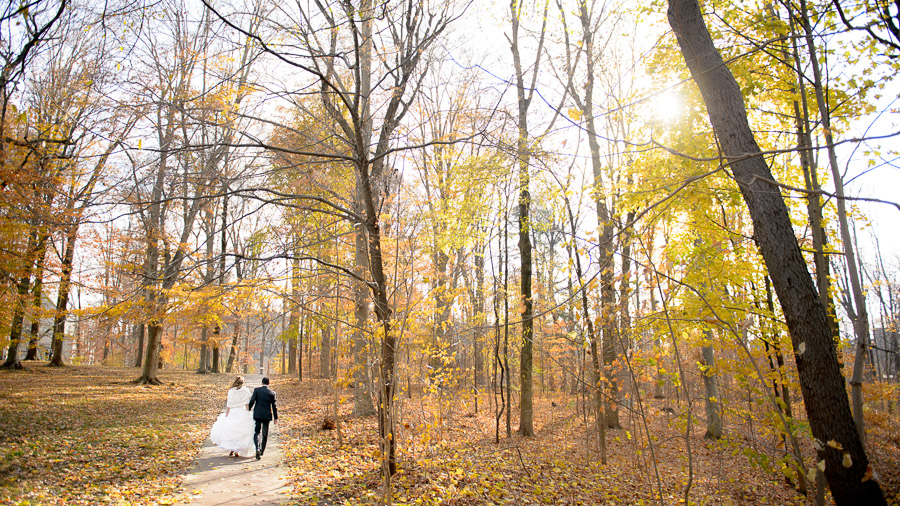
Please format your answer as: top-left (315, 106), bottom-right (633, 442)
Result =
top-left (209, 376), bottom-right (255, 458)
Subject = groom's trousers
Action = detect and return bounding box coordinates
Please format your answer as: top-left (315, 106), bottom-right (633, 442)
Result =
top-left (254, 418), bottom-right (270, 454)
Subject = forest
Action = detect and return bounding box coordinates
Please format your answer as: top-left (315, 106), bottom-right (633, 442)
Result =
top-left (0, 0), bottom-right (899, 504)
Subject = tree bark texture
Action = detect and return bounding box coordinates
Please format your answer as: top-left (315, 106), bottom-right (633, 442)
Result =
top-left (226, 323), bottom-right (240, 373)
top-left (49, 225), bottom-right (79, 367)
top-left (3, 229), bottom-right (40, 369)
top-left (667, 0), bottom-right (885, 503)
top-left (134, 324), bottom-right (145, 368)
top-left (700, 336), bottom-right (722, 440)
top-left (352, 210), bottom-right (376, 415)
top-left (25, 238), bottom-right (48, 361)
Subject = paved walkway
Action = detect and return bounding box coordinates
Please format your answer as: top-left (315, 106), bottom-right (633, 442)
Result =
top-left (178, 375), bottom-right (288, 506)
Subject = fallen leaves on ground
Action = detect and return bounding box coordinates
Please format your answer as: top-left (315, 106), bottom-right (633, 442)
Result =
top-left (1, 367), bottom-right (897, 506)
top-left (0, 364), bottom-right (223, 506)
top-left (274, 378), bottom-right (900, 506)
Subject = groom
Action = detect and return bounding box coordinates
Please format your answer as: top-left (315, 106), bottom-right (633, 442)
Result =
top-left (248, 376), bottom-right (278, 460)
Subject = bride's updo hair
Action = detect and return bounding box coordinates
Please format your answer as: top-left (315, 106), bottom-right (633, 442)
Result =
top-left (231, 376), bottom-right (244, 389)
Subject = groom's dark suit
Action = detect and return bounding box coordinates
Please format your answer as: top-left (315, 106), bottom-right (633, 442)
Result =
top-left (248, 384), bottom-right (277, 459)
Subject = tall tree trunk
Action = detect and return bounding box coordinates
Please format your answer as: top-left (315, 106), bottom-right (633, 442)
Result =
top-left (509, 0), bottom-right (548, 438)
top-left (226, 257), bottom-right (244, 374)
top-left (352, 204), bottom-right (375, 415)
top-left (795, 0), bottom-right (872, 446)
top-left (360, 172), bottom-right (396, 475)
top-left (134, 324), bottom-right (145, 368)
top-left (24, 236), bottom-right (48, 361)
top-left (666, 1), bottom-right (885, 502)
top-left (141, 323), bottom-right (163, 384)
top-left (138, 104), bottom-right (174, 384)
top-left (792, 94), bottom-right (836, 341)
top-left (49, 225), bottom-right (79, 367)
top-left (226, 323), bottom-right (240, 373)
top-left (212, 329), bottom-right (221, 373)
top-left (3, 229), bottom-right (40, 369)
top-left (288, 254), bottom-right (299, 375)
top-left (243, 319), bottom-right (249, 374)
top-left (352, 0), bottom-right (377, 418)
top-left (198, 327), bottom-right (210, 374)
top-left (616, 211), bottom-right (635, 414)
top-left (562, 0), bottom-right (621, 430)
top-left (700, 333), bottom-right (722, 439)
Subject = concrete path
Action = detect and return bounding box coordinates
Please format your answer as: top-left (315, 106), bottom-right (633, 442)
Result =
top-left (178, 375), bottom-right (288, 506)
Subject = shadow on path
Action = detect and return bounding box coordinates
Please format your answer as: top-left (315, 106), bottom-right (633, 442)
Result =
top-left (177, 374), bottom-right (287, 506)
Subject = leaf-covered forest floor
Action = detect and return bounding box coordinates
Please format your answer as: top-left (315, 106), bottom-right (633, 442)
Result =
top-left (0, 365), bottom-right (223, 505)
top-left (276, 379), bottom-right (900, 506)
top-left (0, 366), bottom-right (897, 505)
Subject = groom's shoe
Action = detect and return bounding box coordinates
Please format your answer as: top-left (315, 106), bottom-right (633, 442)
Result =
top-left (255, 450), bottom-right (261, 460)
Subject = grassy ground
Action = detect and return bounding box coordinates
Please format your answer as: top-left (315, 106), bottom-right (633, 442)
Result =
top-left (0, 364), bottom-right (225, 506)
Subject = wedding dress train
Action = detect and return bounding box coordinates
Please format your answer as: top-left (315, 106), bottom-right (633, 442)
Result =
top-left (209, 386), bottom-right (255, 456)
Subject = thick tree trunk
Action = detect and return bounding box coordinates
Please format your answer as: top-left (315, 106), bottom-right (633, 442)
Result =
top-left (198, 327), bottom-right (211, 373)
top-left (667, 1), bottom-right (885, 503)
top-left (140, 323), bottom-right (163, 385)
top-left (49, 226), bottom-right (79, 367)
top-left (226, 323), bottom-right (240, 373)
top-left (137, 109), bottom-right (173, 384)
top-left (351, 197), bottom-right (375, 413)
top-left (352, 0), bottom-right (377, 417)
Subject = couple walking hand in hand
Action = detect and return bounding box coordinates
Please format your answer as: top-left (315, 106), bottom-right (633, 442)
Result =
top-left (209, 376), bottom-right (278, 460)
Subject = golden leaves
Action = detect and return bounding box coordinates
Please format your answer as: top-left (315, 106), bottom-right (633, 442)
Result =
top-left (566, 107), bottom-right (583, 121)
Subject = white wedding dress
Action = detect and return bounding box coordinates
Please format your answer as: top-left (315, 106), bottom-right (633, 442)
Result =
top-left (209, 386), bottom-right (255, 456)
